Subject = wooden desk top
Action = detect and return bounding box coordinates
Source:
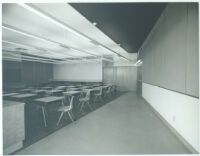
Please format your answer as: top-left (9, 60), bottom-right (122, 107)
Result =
top-left (46, 89), bottom-right (64, 93)
top-left (54, 86), bottom-right (67, 90)
top-left (79, 86), bottom-right (90, 89)
top-left (102, 85), bottom-right (109, 88)
top-left (66, 86), bottom-right (76, 88)
top-left (20, 88), bottom-right (34, 92)
top-left (41, 87), bottom-right (52, 89)
top-left (67, 88), bottom-right (80, 91)
top-left (32, 90), bottom-right (47, 93)
top-left (3, 93), bottom-right (20, 97)
top-left (83, 87), bottom-right (101, 91)
top-left (63, 90), bottom-right (82, 95)
top-left (3, 100), bottom-right (25, 107)
top-left (35, 96), bottom-right (63, 103)
top-left (11, 93), bottom-right (37, 99)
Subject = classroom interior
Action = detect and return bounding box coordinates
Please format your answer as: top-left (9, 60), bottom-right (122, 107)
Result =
top-left (2, 2), bottom-right (199, 155)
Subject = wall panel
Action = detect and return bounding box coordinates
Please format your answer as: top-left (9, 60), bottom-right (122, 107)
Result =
top-left (103, 66), bottom-right (137, 91)
top-left (186, 3), bottom-right (199, 96)
top-left (21, 61), bottom-right (53, 85)
top-left (139, 3), bottom-right (199, 97)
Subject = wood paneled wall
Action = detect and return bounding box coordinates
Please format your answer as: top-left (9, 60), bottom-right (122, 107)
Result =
top-left (139, 3), bottom-right (199, 97)
top-left (3, 61), bottom-right (21, 83)
top-left (21, 61), bottom-right (53, 85)
top-left (103, 66), bottom-right (137, 91)
top-left (3, 60), bottom-right (53, 86)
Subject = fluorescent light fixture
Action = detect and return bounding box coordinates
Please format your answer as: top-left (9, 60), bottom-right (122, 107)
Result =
top-left (17, 3), bottom-right (125, 62)
top-left (2, 40), bottom-right (35, 50)
top-left (3, 25), bottom-right (99, 59)
top-left (16, 3), bottom-right (132, 63)
top-left (17, 3), bottom-right (92, 42)
top-left (3, 40), bottom-right (76, 59)
top-left (2, 25), bottom-right (58, 46)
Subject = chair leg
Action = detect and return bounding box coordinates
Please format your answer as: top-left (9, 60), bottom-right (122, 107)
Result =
top-left (69, 111), bottom-right (75, 120)
top-left (87, 101), bottom-right (92, 110)
top-left (64, 112), bottom-right (68, 119)
top-left (100, 96), bottom-right (103, 102)
top-left (57, 112), bottom-right (64, 126)
top-left (94, 96), bottom-right (97, 103)
top-left (79, 103), bottom-right (84, 113)
top-left (77, 101), bottom-right (82, 108)
top-left (41, 106), bottom-right (47, 127)
top-left (44, 107), bottom-right (48, 117)
top-left (68, 111), bottom-right (74, 122)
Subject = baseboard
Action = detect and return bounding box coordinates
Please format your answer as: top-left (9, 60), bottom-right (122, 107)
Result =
top-left (141, 96), bottom-right (199, 154)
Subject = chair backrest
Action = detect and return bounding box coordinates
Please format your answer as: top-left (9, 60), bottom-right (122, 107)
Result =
top-left (85, 90), bottom-right (90, 100)
top-left (45, 90), bottom-right (52, 96)
top-left (99, 87), bottom-right (103, 95)
top-left (68, 88), bottom-right (79, 91)
top-left (69, 96), bottom-right (74, 110)
top-left (111, 85), bottom-right (115, 92)
top-left (107, 86), bottom-right (111, 93)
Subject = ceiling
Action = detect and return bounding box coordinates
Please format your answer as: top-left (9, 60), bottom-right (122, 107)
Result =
top-left (3, 3), bottom-right (130, 64)
top-left (2, 3), bottom-right (166, 64)
top-left (71, 3), bottom-right (167, 53)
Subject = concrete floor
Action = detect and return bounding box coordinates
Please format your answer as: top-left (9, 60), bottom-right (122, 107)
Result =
top-left (16, 92), bottom-right (191, 155)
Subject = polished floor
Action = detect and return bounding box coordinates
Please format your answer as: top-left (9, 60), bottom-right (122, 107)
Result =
top-left (15, 92), bottom-right (191, 155)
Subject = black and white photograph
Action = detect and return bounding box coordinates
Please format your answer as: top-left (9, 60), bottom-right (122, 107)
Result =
top-left (1, 0), bottom-right (199, 155)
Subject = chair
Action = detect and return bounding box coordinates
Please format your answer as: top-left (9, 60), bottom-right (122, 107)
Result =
top-left (67, 88), bottom-right (80, 91)
top-left (56, 96), bottom-right (75, 126)
top-left (45, 89), bottom-right (53, 96)
top-left (105, 86), bottom-right (112, 98)
top-left (94, 87), bottom-right (103, 103)
top-left (111, 85), bottom-right (116, 96)
top-left (78, 91), bottom-right (92, 113)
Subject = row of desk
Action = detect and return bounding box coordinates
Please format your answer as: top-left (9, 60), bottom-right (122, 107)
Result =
top-left (3, 83), bottom-right (114, 126)
top-left (3, 83), bottom-right (115, 154)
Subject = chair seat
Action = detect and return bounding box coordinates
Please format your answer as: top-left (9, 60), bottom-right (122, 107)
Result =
top-left (79, 97), bottom-right (89, 102)
top-left (94, 93), bottom-right (101, 96)
top-left (58, 106), bottom-right (71, 112)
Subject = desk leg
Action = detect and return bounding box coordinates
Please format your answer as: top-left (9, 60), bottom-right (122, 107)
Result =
top-left (41, 106), bottom-right (47, 127)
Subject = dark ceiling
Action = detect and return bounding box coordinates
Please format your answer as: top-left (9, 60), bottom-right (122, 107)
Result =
top-left (70, 3), bottom-right (167, 53)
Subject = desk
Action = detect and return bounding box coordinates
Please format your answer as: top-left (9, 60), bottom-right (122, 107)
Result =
top-left (35, 96), bottom-right (64, 127)
top-left (46, 89), bottom-right (64, 96)
top-left (3, 93), bottom-right (20, 98)
top-left (79, 86), bottom-right (91, 89)
top-left (67, 88), bottom-right (81, 91)
top-left (32, 89), bottom-right (47, 94)
top-left (41, 87), bottom-right (52, 90)
top-left (62, 90), bottom-right (82, 96)
top-left (54, 86), bottom-right (67, 90)
top-left (3, 100), bottom-right (25, 154)
top-left (11, 93), bottom-right (37, 101)
top-left (20, 88), bottom-right (34, 92)
top-left (66, 86), bottom-right (76, 88)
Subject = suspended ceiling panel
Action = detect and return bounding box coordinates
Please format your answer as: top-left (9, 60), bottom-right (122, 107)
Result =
top-left (3, 3), bottom-right (128, 63)
top-left (29, 3), bottom-right (128, 57)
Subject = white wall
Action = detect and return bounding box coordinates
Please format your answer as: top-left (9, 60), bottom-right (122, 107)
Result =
top-left (142, 83), bottom-right (199, 152)
top-left (53, 62), bottom-right (102, 82)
